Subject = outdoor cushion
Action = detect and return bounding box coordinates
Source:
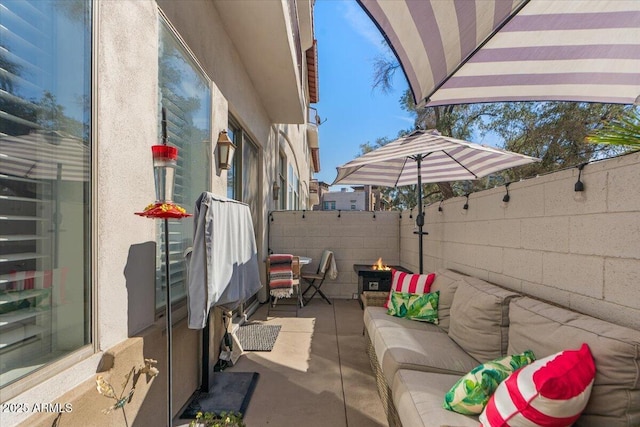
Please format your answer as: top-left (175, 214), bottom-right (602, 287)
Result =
top-left (508, 297), bottom-right (640, 427)
top-left (364, 306), bottom-right (441, 347)
top-left (429, 269), bottom-right (469, 332)
top-left (387, 290), bottom-right (439, 324)
top-left (374, 324), bottom-right (480, 386)
top-left (393, 369), bottom-right (480, 427)
top-left (480, 344), bottom-right (595, 427)
top-left (384, 269), bottom-right (435, 308)
top-left (448, 277), bottom-right (521, 362)
top-left (443, 350), bottom-right (536, 415)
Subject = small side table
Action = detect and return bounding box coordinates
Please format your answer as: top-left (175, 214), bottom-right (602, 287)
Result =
top-left (360, 291), bottom-right (389, 310)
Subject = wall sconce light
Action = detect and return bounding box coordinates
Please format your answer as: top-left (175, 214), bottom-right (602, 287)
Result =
top-left (463, 194), bottom-right (470, 210)
top-left (438, 200), bottom-right (443, 213)
top-left (502, 182), bottom-right (511, 203)
top-left (575, 163), bottom-right (586, 192)
top-left (216, 130), bottom-right (236, 170)
top-left (272, 181), bottom-right (280, 201)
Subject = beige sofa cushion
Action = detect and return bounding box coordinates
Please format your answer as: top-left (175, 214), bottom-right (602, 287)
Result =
top-left (364, 305), bottom-right (441, 354)
top-left (364, 306), bottom-right (439, 339)
top-left (393, 369), bottom-right (480, 427)
top-left (374, 324), bottom-right (479, 386)
top-left (448, 277), bottom-right (521, 362)
top-left (508, 297), bottom-right (640, 427)
top-left (430, 269), bottom-right (468, 332)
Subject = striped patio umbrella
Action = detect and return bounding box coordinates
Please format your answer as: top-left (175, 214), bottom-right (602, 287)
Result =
top-left (357, 0), bottom-right (640, 107)
top-left (332, 129), bottom-right (540, 273)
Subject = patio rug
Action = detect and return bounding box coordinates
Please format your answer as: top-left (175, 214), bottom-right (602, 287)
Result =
top-left (180, 372), bottom-right (259, 419)
top-left (236, 323), bottom-right (281, 351)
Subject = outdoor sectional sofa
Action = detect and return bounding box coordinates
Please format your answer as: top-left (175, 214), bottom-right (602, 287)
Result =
top-left (362, 269), bottom-right (640, 427)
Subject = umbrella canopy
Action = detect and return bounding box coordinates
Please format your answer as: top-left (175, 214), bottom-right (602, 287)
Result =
top-left (333, 129), bottom-right (540, 187)
top-left (357, 0), bottom-right (640, 106)
top-left (333, 129), bottom-right (540, 273)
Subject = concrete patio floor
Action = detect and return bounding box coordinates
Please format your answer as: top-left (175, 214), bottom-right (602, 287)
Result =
top-left (223, 299), bottom-right (388, 427)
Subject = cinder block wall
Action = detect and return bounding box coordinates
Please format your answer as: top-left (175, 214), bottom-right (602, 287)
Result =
top-left (401, 151), bottom-right (640, 330)
top-left (269, 210), bottom-right (401, 299)
top-left (270, 153), bottom-right (640, 331)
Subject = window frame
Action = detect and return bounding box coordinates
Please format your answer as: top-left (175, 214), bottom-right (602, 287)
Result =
top-left (0, 0), bottom-right (95, 400)
top-left (278, 150), bottom-right (286, 210)
top-left (287, 164), bottom-right (300, 210)
top-left (225, 116), bottom-right (262, 317)
top-left (155, 13), bottom-right (213, 315)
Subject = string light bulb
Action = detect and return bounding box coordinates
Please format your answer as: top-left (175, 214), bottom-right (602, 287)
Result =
top-left (575, 163), bottom-right (586, 192)
top-left (502, 182), bottom-right (511, 203)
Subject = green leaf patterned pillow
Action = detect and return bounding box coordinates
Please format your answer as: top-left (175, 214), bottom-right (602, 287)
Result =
top-left (386, 290), bottom-right (439, 324)
top-left (443, 350), bottom-right (536, 415)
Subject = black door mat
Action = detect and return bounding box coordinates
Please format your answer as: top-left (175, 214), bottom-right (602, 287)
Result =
top-left (236, 323), bottom-right (281, 351)
top-left (180, 371), bottom-right (259, 419)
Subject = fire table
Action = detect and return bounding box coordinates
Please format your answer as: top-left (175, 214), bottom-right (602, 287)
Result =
top-left (353, 262), bottom-right (412, 308)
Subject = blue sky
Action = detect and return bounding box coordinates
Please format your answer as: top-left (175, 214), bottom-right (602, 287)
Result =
top-left (313, 0), bottom-right (414, 186)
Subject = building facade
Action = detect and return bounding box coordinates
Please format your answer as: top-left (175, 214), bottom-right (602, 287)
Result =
top-left (319, 186), bottom-right (387, 211)
top-left (0, 1), bottom-right (320, 425)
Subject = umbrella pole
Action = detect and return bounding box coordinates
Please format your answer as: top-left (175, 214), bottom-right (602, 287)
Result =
top-left (414, 155), bottom-right (427, 274)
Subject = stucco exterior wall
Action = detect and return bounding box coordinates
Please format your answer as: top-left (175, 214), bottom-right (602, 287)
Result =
top-left (6, 1), bottom-right (314, 425)
top-left (24, 319), bottom-right (199, 427)
top-left (157, 1), bottom-right (315, 303)
top-left (157, 0), bottom-right (272, 144)
top-left (322, 190), bottom-right (367, 211)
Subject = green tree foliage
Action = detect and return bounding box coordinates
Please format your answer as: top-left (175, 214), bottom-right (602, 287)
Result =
top-left (477, 102), bottom-right (628, 181)
top-left (586, 106), bottom-right (640, 148)
top-left (367, 54), bottom-right (630, 209)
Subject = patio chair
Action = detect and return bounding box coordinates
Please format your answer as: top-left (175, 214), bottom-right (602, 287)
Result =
top-left (267, 254), bottom-right (302, 316)
top-left (301, 250), bottom-right (334, 305)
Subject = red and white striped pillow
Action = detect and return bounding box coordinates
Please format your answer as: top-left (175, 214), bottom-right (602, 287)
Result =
top-left (384, 269), bottom-right (436, 308)
top-left (480, 343), bottom-right (596, 427)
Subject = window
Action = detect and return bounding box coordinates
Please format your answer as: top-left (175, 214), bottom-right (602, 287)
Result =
top-left (278, 152), bottom-right (286, 210)
top-left (288, 165), bottom-right (299, 210)
top-left (226, 118), bottom-right (261, 313)
top-left (228, 118), bottom-right (260, 226)
top-left (157, 17), bottom-right (211, 309)
top-left (351, 205), bottom-right (356, 210)
top-left (0, 0), bottom-right (92, 389)
top-left (226, 124), bottom-right (238, 200)
top-left (242, 134), bottom-right (259, 227)
top-left (323, 201), bottom-right (336, 210)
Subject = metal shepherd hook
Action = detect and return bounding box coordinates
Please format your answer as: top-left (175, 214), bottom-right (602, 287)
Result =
top-left (161, 107), bottom-right (173, 427)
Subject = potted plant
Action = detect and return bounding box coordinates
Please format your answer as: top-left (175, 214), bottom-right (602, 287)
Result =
top-left (586, 106), bottom-right (640, 148)
top-left (189, 411), bottom-right (246, 427)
